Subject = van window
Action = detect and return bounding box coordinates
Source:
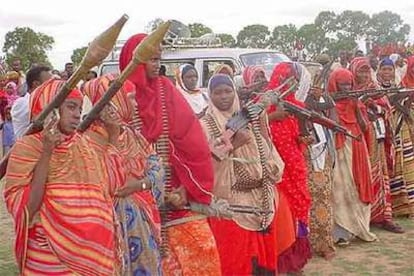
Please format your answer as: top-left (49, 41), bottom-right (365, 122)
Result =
top-left (161, 60), bottom-right (195, 85)
top-left (201, 60), bottom-right (236, 87)
top-left (100, 64), bottom-right (120, 76)
top-left (240, 52), bottom-right (290, 76)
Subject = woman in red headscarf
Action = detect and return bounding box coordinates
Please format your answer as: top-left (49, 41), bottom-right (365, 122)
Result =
top-left (266, 62), bottom-right (312, 274)
top-left (327, 68), bottom-right (377, 246)
top-left (390, 55), bottom-right (414, 218)
top-left (83, 74), bottom-right (164, 275)
top-left (351, 57), bottom-right (404, 231)
top-left (4, 79), bottom-right (118, 275)
top-left (119, 34), bottom-right (221, 275)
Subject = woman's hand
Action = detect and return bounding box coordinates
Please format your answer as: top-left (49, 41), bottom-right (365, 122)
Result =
top-left (231, 129), bottom-right (251, 150)
top-left (165, 186), bottom-right (188, 209)
top-left (42, 117), bottom-right (62, 154)
top-left (115, 177), bottom-right (150, 197)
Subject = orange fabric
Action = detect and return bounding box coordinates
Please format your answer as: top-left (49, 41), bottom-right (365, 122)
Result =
top-left (4, 133), bottom-right (117, 275)
top-left (162, 218), bottom-right (221, 276)
top-left (29, 79), bottom-right (82, 120)
top-left (82, 74), bottom-right (136, 122)
top-left (275, 192), bottom-right (296, 255)
top-left (4, 78), bottom-right (117, 275)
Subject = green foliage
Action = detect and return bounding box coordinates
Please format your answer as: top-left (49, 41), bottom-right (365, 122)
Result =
top-left (271, 24), bottom-right (298, 54)
top-left (2, 27), bottom-right (54, 71)
top-left (71, 46), bottom-right (87, 66)
top-left (237, 24), bottom-right (270, 48)
top-left (369, 11), bottom-right (411, 44)
top-left (217, 34), bottom-right (236, 48)
top-left (188, 23), bottom-right (212, 38)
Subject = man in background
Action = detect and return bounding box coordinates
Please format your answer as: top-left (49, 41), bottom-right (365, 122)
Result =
top-left (11, 65), bottom-right (52, 138)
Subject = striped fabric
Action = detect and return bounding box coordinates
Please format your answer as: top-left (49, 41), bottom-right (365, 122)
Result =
top-left (83, 74), bottom-right (164, 274)
top-left (368, 134), bottom-right (393, 223)
top-left (4, 133), bottom-right (117, 275)
top-left (390, 118), bottom-right (414, 216)
top-left (4, 78), bottom-right (117, 275)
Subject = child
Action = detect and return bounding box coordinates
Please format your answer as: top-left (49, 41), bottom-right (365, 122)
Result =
top-left (1, 106), bottom-right (16, 155)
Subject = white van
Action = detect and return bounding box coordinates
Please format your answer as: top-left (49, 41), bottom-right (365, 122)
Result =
top-left (97, 44), bottom-right (291, 88)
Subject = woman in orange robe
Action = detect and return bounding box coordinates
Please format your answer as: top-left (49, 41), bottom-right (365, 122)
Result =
top-left (4, 79), bottom-right (118, 275)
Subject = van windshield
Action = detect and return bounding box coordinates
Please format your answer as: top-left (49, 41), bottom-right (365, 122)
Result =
top-left (240, 52), bottom-right (290, 76)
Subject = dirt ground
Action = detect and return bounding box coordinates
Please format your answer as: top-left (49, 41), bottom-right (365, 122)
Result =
top-left (0, 183), bottom-right (413, 275)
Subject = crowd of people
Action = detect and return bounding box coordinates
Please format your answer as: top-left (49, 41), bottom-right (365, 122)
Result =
top-left (1, 31), bottom-right (413, 276)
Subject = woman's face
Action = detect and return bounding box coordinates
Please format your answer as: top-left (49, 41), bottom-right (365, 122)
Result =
top-left (210, 84), bottom-right (235, 112)
top-left (58, 98), bottom-right (82, 135)
top-left (5, 86), bottom-right (14, 95)
top-left (356, 66), bottom-right (371, 84)
top-left (379, 65), bottom-right (395, 82)
top-left (182, 68), bottom-right (198, 90)
top-left (252, 71), bottom-right (267, 91)
top-left (145, 50), bottom-right (162, 79)
top-left (337, 81), bottom-right (352, 92)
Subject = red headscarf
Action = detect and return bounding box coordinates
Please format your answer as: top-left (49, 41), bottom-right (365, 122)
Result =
top-left (401, 56), bottom-right (414, 88)
top-left (243, 65), bottom-right (266, 86)
top-left (119, 34), bottom-right (213, 205)
top-left (265, 62), bottom-right (311, 224)
top-left (30, 79), bottom-right (83, 120)
top-left (349, 57), bottom-right (376, 90)
top-left (327, 68), bottom-right (373, 203)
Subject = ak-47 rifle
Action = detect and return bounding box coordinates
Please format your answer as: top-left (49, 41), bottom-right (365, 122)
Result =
top-left (282, 101), bottom-right (361, 141)
top-left (209, 77), bottom-right (296, 160)
top-left (0, 14), bottom-right (129, 179)
top-left (78, 21), bottom-right (171, 132)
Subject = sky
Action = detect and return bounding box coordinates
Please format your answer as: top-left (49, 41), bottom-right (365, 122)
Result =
top-left (1, 0), bottom-right (413, 69)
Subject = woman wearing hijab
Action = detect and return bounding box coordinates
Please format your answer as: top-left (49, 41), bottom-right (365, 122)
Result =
top-left (368, 58), bottom-right (406, 232)
top-left (327, 68), bottom-right (377, 246)
top-left (237, 66), bottom-right (268, 104)
top-left (83, 74), bottom-right (165, 275)
top-left (119, 33), bottom-right (221, 275)
top-left (4, 79), bottom-right (118, 275)
top-left (390, 56), bottom-right (414, 218)
top-left (200, 74), bottom-right (294, 275)
top-left (266, 62), bottom-right (312, 274)
top-left (5, 81), bottom-right (19, 106)
top-left (304, 69), bottom-right (337, 260)
top-left (175, 64), bottom-right (209, 117)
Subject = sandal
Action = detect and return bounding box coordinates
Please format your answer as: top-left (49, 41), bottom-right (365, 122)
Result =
top-left (336, 238), bottom-right (350, 247)
top-left (381, 221), bottom-right (405, 234)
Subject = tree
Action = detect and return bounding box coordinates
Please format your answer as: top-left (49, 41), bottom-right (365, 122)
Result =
top-left (237, 24), bottom-right (270, 48)
top-left (270, 24), bottom-right (298, 54)
top-left (188, 23), bottom-right (212, 38)
top-left (71, 46), bottom-right (87, 66)
top-left (145, 18), bottom-right (165, 33)
top-left (2, 27), bottom-right (54, 71)
top-left (369, 11), bottom-right (411, 44)
top-left (297, 24), bottom-right (328, 56)
top-left (336, 10), bottom-right (371, 40)
top-left (217, 34), bottom-right (236, 48)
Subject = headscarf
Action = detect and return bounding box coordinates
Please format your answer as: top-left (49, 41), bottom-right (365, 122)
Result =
top-left (213, 64), bottom-right (234, 78)
top-left (175, 63), bottom-right (200, 94)
top-left (119, 33), bottom-right (214, 205)
top-left (204, 74), bottom-right (282, 230)
top-left (242, 66), bottom-right (266, 86)
top-left (29, 79), bottom-right (83, 120)
top-left (376, 58), bottom-right (396, 87)
top-left (265, 62), bottom-right (311, 224)
top-left (401, 56), bottom-right (414, 88)
top-left (349, 57), bottom-right (376, 90)
top-left (5, 81), bottom-right (19, 105)
top-left (82, 74), bottom-right (136, 122)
